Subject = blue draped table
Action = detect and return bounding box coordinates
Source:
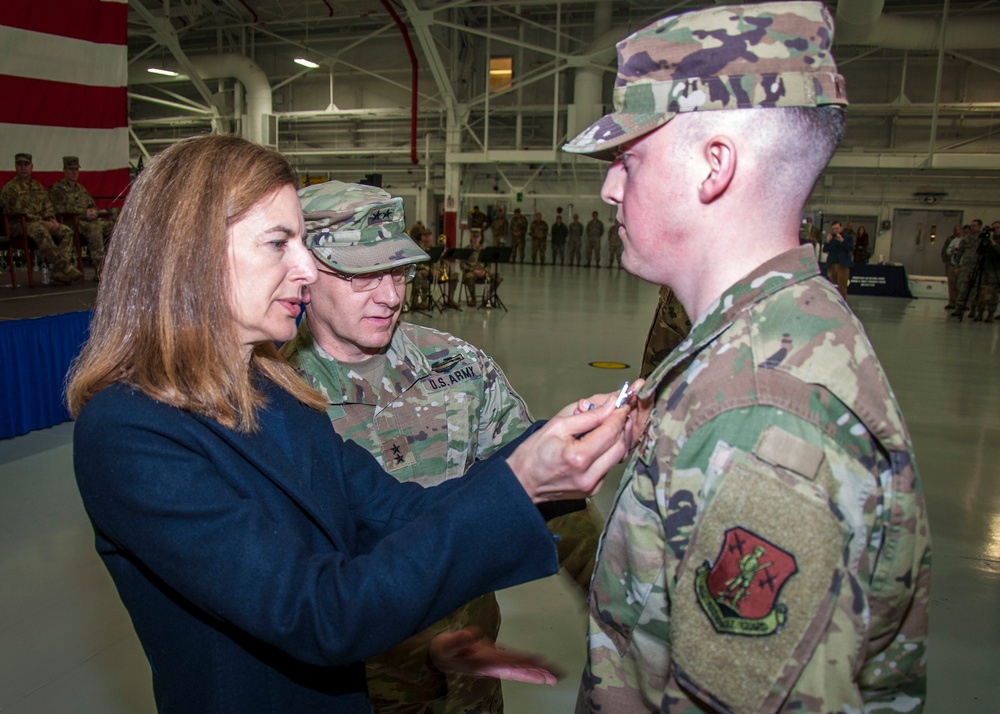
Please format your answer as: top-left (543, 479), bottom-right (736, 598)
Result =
top-left (847, 264), bottom-right (912, 297)
top-left (0, 310), bottom-right (92, 440)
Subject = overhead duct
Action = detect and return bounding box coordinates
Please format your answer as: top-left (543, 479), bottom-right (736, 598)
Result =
top-left (836, 0), bottom-right (1000, 50)
top-left (129, 54), bottom-right (272, 145)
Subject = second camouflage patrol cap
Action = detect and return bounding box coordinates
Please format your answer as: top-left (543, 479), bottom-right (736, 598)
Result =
top-left (299, 181), bottom-right (429, 275)
top-left (563, 1), bottom-right (848, 160)
top-left (14, 152), bottom-right (31, 163)
top-left (63, 156), bottom-right (81, 169)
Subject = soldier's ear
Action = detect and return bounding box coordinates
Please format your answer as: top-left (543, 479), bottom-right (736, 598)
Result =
top-left (697, 135), bottom-right (736, 205)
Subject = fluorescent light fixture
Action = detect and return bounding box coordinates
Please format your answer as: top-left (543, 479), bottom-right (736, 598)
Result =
top-left (293, 58), bottom-right (320, 69)
top-left (147, 67), bottom-right (180, 77)
top-left (489, 69), bottom-right (512, 76)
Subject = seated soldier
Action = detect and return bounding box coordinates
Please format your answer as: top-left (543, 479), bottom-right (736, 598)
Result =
top-left (462, 228), bottom-right (502, 306)
top-left (48, 156), bottom-right (114, 280)
top-left (0, 152), bottom-right (82, 284)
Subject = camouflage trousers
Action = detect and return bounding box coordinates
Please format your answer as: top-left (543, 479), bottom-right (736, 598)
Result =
top-left (77, 217), bottom-right (113, 262)
top-left (510, 235), bottom-right (525, 263)
top-left (12, 220), bottom-right (75, 269)
top-left (366, 594), bottom-right (503, 714)
top-left (607, 241), bottom-right (622, 268)
top-left (583, 237), bottom-right (600, 267)
top-left (567, 237), bottom-right (582, 266)
top-left (530, 238), bottom-right (547, 264)
top-left (551, 241), bottom-right (565, 265)
top-left (955, 264), bottom-right (979, 310)
top-left (975, 284), bottom-right (999, 319)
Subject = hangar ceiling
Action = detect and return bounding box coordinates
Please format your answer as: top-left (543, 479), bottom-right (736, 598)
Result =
top-left (126, 0), bottom-right (1000, 193)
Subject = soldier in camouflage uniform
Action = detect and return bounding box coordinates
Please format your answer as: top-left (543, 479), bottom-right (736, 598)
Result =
top-left (568, 213), bottom-right (584, 266)
top-left (48, 156), bottom-right (112, 279)
top-left (528, 211), bottom-right (548, 265)
top-left (0, 152), bottom-right (82, 283)
top-left (411, 229), bottom-right (437, 309)
top-left (953, 219), bottom-right (985, 318)
top-left (461, 228), bottom-right (501, 307)
top-left (509, 207), bottom-right (527, 263)
top-left (282, 181), bottom-right (604, 714)
top-left (563, 3), bottom-right (931, 713)
top-left (584, 212), bottom-right (603, 267)
top-left (607, 219), bottom-right (623, 268)
top-left (971, 220), bottom-right (1000, 323)
top-left (489, 206), bottom-right (508, 246)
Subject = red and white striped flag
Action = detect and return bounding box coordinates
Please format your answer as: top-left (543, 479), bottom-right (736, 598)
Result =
top-left (0, 0), bottom-right (129, 209)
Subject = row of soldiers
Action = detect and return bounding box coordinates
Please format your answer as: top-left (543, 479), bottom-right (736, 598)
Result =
top-left (469, 205), bottom-right (624, 267)
top-left (1, 153), bottom-right (112, 284)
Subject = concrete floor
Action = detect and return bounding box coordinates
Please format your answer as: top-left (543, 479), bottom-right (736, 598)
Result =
top-left (0, 263), bottom-right (996, 712)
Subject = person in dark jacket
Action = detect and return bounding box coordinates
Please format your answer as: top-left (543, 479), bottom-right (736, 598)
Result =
top-left (66, 134), bottom-right (634, 714)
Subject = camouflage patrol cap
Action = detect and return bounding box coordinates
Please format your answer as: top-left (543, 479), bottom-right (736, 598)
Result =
top-left (299, 181), bottom-right (429, 274)
top-left (14, 153), bottom-right (31, 164)
top-left (563, 1), bottom-right (848, 160)
top-left (63, 156), bottom-right (80, 169)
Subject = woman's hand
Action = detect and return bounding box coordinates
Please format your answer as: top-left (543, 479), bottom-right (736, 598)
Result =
top-left (506, 384), bottom-right (641, 503)
top-left (429, 629), bottom-right (563, 685)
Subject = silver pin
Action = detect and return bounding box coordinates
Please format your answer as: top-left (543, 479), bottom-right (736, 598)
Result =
top-left (614, 381), bottom-right (633, 409)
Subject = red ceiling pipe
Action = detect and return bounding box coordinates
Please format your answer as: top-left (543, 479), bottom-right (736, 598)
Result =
top-left (378, 0), bottom-right (419, 165)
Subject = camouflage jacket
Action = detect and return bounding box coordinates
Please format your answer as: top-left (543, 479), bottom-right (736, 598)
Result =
top-left (579, 246), bottom-right (931, 714)
top-left (569, 221), bottom-right (584, 242)
top-left (510, 213), bottom-right (528, 238)
top-left (48, 178), bottom-right (97, 216)
top-left (586, 218), bottom-right (605, 240)
top-left (529, 219), bottom-right (549, 240)
top-left (282, 320), bottom-right (531, 485)
top-left (490, 215), bottom-right (508, 240)
top-left (461, 247), bottom-right (487, 274)
top-left (0, 177), bottom-right (56, 221)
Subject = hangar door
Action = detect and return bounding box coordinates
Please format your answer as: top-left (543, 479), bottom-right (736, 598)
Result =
top-left (891, 209), bottom-right (962, 276)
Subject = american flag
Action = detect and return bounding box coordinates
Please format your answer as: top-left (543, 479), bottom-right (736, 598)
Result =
top-left (0, 0), bottom-right (130, 209)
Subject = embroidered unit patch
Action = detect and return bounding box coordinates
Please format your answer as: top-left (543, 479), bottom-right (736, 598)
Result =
top-left (694, 527), bottom-right (798, 637)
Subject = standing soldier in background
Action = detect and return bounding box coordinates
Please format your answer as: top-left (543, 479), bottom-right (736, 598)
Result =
top-left (568, 213), bottom-right (584, 266)
top-left (550, 213), bottom-right (568, 265)
top-left (941, 225), bottom-right (963, 310)
top-left (584, 211), bottom-right (603, 267)
top-left (0, 152), bottom-right (82, 284)
top-left (563, 2), bottom-right (929, 712)
top-left (529, 211), bottom-right (548, 265)
top-left (607, 219), bottom-right (623, 268)
top-left (283, 181), bottom-right (603, 714)
top-left (490, 206), bottom-right (508, 246)
top-left (468, 205), bottom-right (487, 237)
top-left (509, 207), bottom-right (528, 263)
top-left (972, 221), bottom-right (1000, 323)
top-left (952, 218), bottom-right (984, 318)
top-left (48, 156), bottom-right (111, 280)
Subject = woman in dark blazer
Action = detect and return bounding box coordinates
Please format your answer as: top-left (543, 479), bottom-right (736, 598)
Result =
top-left (66, 135), bottom-right (631, 713)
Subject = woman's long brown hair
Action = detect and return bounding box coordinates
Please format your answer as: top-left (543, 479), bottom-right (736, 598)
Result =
top-left (66, 134), bottom-right (326, 431)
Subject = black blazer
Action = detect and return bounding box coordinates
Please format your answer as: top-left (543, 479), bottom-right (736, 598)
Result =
top-left (74, 381), bottom-right (558, 713)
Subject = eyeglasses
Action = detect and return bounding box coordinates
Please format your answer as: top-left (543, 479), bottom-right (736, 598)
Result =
top-left (317, 265), bottom-right (416, 292)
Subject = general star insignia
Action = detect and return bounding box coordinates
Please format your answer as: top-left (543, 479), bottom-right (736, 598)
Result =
top-left (380, 437), bottom-right (415, 472)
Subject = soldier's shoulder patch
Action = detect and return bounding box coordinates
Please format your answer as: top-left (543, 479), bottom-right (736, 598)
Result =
top-left (430, 355), bottom-right (464, 373)
top-left (694, 527), bottom-right (797, 637)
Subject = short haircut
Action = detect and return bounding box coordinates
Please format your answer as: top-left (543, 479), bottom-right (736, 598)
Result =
top-left (67, 134), bottom-right (326, 431)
